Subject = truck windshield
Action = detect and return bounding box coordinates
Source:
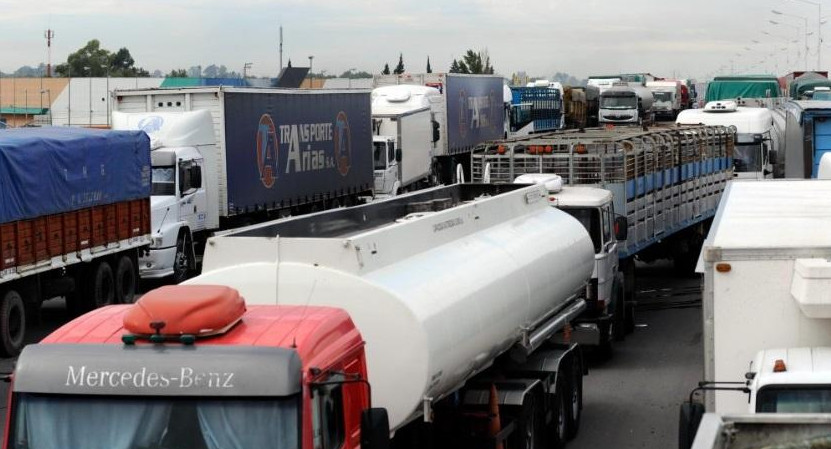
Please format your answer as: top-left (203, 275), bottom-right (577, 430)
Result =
top-left (11, 393), bottom-right (300, 449)
top-left (600, 96), bottom-right (636, 109)
top-left (733, 143), bottom-right (762, 173)
top-left (373, 142), bottom-right (388, 170)
top-left (560, 207), bottom-right (602, 253)
top-left (652, 91), bottom-right (673, 102)
top-left (152, 166), bottom-right (176, 196)
top-left (757, 387), bottom-right (831, 413)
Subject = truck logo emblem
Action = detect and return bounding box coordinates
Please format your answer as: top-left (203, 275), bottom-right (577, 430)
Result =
top-left (256, 114), bottom-right (279, 188)
top-left (137, 116), bottom-right (164, 134)
top-left (334, 111), bottom-right (351, 177)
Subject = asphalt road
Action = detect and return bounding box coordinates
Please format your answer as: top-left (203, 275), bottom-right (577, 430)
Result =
top-left (570, 261), bottom-right (704, 449)
top-left (0, 263), bottom-right (703, 448)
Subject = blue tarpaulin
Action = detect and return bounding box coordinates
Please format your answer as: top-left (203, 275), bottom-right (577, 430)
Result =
top-left (0, 127), bottom-right (151, 224)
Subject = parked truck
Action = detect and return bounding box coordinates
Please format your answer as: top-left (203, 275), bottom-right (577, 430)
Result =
top-left (111, 87), bottom-right (373, 282)
top-left (598, 84), bottom-right (655, 126)
top-left (7, 183), bottom-right (601, 449)
top-left (676, 100), bottom-right (782, 179)
top-left (705, 75), bottom-right (783, 108)
top-left (773, 100), bottom-right (831, 178)
top-left (472, 125), bottom-right (734, 349)
top-left (508, 85), bottom-right (564, 136)
top-left (370, 85), bottom-right (439, 197)
top-left (373, 73), bottom-right (506, 183)
top-left (0, 127), bottom-right (151, 356)
top-left (645, 80), bottom-right (683, 119)
top-left (678, 179), bottom-right (831, 449)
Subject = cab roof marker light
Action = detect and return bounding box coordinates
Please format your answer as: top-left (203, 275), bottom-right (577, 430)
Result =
top-left (773, 359), bottom-right (787, 373)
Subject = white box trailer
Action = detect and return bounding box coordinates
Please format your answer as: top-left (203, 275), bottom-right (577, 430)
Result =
top-left (698, 180), bottom-right (831, 414)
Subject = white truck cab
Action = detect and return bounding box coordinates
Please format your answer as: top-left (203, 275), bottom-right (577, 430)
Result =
top-left (515, 173), bottom-right (630, 343)
top-left (747, 347), bottom-right (831, 413)
top-left (113, 110), bottom-right (218, 282)
top-left (371, 86), bottom-right (439, 197)
top-left (676, 101), bottom-right (780, 179)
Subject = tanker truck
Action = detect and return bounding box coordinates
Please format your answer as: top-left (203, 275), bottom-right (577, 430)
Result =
top-left (6, 183), bottom-right (597, 449)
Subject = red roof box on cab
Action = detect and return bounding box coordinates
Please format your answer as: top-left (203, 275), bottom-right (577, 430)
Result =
top-left (124, 285), bottom-right (246, 337)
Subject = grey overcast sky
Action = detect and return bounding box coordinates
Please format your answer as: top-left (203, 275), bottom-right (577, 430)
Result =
top-left (0, 0), bottom-right (826, 80)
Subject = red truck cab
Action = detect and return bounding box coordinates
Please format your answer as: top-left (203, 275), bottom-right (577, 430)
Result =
top-left (3, 285), bottom-right (389, 449)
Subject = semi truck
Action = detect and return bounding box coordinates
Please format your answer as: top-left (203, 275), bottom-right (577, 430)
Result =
top-left (111, 87), bottom-right (373, 282)
top-left (370, 85), bottom-right (438, 197)
top-left (7, 183), bottom-right (602, 449)
top-left (0, 127), bottom-right (151, 356)
top-left (678, 179), bottom-right (831, 449)
top-left (705, 75), bottom-right (783, 108)
top-left (773, 100), bottom-right (831, 178)
top-left (645, 80), bottom-right (683, 119)
top-left (676, 100), bottom-right (781, 179)
top-left (472, 125), bottom-right (734, 348)
top-left (598, 84), bottom-right (654, 126)
top-left (373, 73), bottom-right (506, 183)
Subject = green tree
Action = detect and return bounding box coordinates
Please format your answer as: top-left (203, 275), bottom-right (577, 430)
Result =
top-left (168, 69), bottom-right (188, 77)
top-left (426, 57), bottom-right (432, 74)
top-left (450, 49), bottom-right (494, 74)
top-left (382, 63), bottom-right (391, 75)
top-left (55, 40), bottom-right (149, 77)
top-left (393, 53), bottom-right (404, 74)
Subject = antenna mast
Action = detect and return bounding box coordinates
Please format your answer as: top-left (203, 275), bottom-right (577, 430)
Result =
top-left (44, 29), bottom-right (55, 77)
top-left (279, 25), bottom-right (283, 73)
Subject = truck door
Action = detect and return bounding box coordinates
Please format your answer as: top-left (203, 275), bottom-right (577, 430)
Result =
top-left (178, 159), bottom-right (207, 231)
top-left (597, 204), bottom-right (619, 304)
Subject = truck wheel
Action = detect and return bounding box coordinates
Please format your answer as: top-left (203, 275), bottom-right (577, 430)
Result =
top-left (173, 233), bottom-right (193, 284)
top-left (566, 358), bottom-right (583, 439)
top-left (0, 290), bottom-right (26, 357)
top-left (513, 390), bottom-right (545, 449)
top-left (89, 261), bottom-right (116, 308)
top-left (550, 380), bottom-right (568, 449)
top-left (115, 255), bottom-right (137, 304)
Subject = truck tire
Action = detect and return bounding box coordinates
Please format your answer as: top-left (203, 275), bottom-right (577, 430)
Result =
top-left (89, 261), bottom-right (116, 308)
top-left (173, 232), bottom-right (194, 284)
top-left (513, 389), bottom-right (545, 449)
top-left (0, 290), bottom-right (26, 357)
top-left (551, 379), bottom-right (568, 449)
top-left (115, 255), bottom-right (137, 304)
top-left (566, 357), bottom-right (583, 440)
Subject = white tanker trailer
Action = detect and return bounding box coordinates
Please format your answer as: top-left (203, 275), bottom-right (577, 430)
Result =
top-left (5, 184), bottom-right (597, 449)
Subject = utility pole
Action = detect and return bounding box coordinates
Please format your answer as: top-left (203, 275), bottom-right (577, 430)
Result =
top-left (279, 25), bottom-right (283, 72)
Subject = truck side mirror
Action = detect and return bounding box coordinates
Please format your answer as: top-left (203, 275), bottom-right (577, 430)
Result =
top-left (361, 408), bottom-right (390, 449)
top-left (395, 148), bottom-right (402, 163)
top-left (614, 216), bottom-right (628, 241)
top-left (432, 120), bottom-right (440, 143)
top-left (678, 401), bottom-right (705, 449)
top-left (191, 165), bottom-right (202, 189)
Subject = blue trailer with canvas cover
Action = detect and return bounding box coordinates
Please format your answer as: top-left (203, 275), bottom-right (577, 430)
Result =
top-left (112, 87), bottom-right (373, 281)
top-left (0, 127), bottom-right (152, 356)
top-left (373, 73), bottom-right (505, 183)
